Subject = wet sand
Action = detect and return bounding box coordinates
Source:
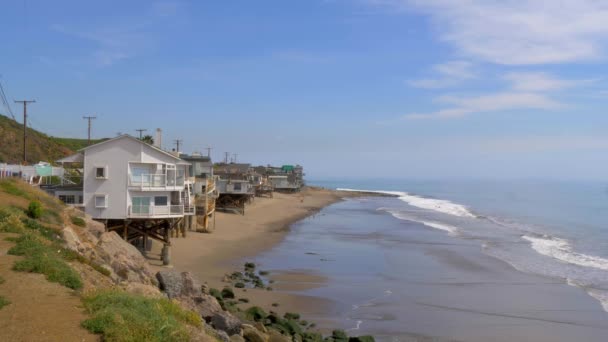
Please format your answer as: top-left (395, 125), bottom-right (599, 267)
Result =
top-left (148, 187), bottom-right (358, 315)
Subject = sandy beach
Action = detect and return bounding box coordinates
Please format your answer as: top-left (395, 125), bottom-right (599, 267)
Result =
top-left (148, 187), bottom-right (357, 318)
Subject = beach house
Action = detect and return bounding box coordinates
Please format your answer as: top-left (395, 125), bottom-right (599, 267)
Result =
top-left (54, 135), bottom-right (195, 264)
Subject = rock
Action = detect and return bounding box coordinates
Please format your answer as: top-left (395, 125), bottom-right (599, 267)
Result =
top-left (216, 330), bottom-right (230, 342)
top-left (268, 330), bottom-right (291, 342)
top-left (123, 282), bottom-right (164, 298)
top-left (230, 334), bottom-right (246, 342)
top-left (253, 322), bottom-right (267, 334)
top-left (155, 270), bottom-right (224, 319)
top-left (62, 226), bottom-right (86, 253)
top-left (348, 337), bottom-right (375, 342)
top-left (293, 334), bottom-right (303, 342)
top-left (242, 324), bottom-right (267, 342)
top-left (211, 311), bottom-right (242, 335)
top-left (201, 283), bottom-right (210, 294)
top-left (97, 231), bottom-right (157, 285)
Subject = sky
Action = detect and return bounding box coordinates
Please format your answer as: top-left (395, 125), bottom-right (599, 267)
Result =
top-left (1, 0), bottom-right (608, 180)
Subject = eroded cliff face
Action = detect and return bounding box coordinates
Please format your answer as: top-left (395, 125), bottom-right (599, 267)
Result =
top-left (61, 208), bottom-right (245, 341)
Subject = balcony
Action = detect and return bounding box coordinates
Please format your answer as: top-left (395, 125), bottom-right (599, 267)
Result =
top-left (128, 173), bottom-right (185, 189)
top-left (128, 205), bottom-right (184, 218)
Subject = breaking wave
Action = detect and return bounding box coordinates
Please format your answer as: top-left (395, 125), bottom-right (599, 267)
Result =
top-left (338, 188), bottom-right (476, 218)
top-left (522, 235), bottom-right (608, 271)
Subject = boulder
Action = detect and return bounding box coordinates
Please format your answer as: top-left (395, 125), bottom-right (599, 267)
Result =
top-left (155, 270), bottom-right (224, 319)
top-left (230, 334), bottom-right (246, 342)
top-left (268, 330), bottom-right (291, 342)
top-left (242, 324), bottom-right (267, 342)
top-left (216, 330), bottom-right (230, 342)
top-left (211, 311), bottom-right (242, 335)
top-left (97, 231), bottom-right (157, 285)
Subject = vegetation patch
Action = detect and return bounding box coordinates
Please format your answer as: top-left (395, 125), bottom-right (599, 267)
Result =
top-left (8, 233), bottom-right (83, 290)
top-left (26, 200), bottom-right (43, 219)
top-left (0, 179), bottom-right (30, 199)
top-left (0, 296), bottom-right (10, 309)
top-left (70, 216), bottom-right (86, 227)
top-left (81, 290), bottom-right (202, 342)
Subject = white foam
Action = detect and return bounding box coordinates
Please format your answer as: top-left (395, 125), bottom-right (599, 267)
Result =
top-left (586, 288), bottom-right (608, 313)
top-left (522, 235), bottom-right (608, 271)
top-left (338, 188), bottom-right (476, 218)
top-left (380, 208), bottom-right (461, 236)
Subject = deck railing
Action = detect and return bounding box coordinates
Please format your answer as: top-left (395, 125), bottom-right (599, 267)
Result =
top-left (128, 205), bottom-right (184, 217)
top-left (128, 173), bottom-right (185, 188)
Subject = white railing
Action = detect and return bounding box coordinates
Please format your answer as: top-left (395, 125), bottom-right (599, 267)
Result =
top-left (129, 173), bottom-right (186, 188)
top-left (128, 205), bottom-right (184, 217)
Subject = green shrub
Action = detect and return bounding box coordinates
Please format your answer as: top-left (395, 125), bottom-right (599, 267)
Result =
top-left (332, 330), bottom-right (348, 342)
top-left (245, 306), bottom-right (268, 322)
top-left (303, 332), bottom-right (323, 342)
top-left (259, 270), bottom-right (269, 276)
top-left (284, 312), bottom-right (301, 320)
top-left (81, 290), bottom-right (201, 341)
top-left (209, 288), bottom-right (223, 300)
top-left (221, 287), bottom-right (235, 299)
top-left (244, 262), bottom-right (256, 270)
top-left (234, 282), bottom-right (245, 288)
top-left (26, 200), bottom-right (43, 219)
top-left (0, 213), bottom-right (25, 234)
top-left (238, 297), bottom-right (249, 303)
top-left (21, 217), bottom-right (60, 241)
top-left (70, 216), bottom-right (86, 227)
top-left (0, 296), bottom-right (10, 309)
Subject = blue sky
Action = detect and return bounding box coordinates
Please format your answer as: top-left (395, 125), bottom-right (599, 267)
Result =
top-left (2, 0), bottom-right (608, 179)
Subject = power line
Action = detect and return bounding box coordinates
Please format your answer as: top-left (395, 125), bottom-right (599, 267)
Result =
top-left (173, 139), bottom-right (183, 153)
top-left (135, 129), bottom-right (147, 139)
top-left (14, 99), bottom-right (36, 164)
top-left (0, 79), bottom-right (15, 120)
top-left (83, 116), bottom-right (97, 145)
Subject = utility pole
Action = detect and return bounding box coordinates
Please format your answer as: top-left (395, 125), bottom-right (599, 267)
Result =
top-left (83, 115), bottom-right (97, 145)
top-left (135, 129), bottom-right (147, 139)
top-left (173, 139), bottom-right (183, 153)
top-left (205, 146), bottom-right (212, 158)
top-left (232, 153), bottom-right (238, 163)
top-left (224, 152), bottom-right (229, 164)
top-left (14, 100), bottom-right (35, 164)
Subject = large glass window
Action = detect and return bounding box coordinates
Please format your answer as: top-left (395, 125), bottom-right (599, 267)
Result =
top-left (154, 196), bottom-right (168, 206)
top-left (132, 197), bottom-right (150, 214)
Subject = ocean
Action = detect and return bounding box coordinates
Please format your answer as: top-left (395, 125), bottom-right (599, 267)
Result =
top-left (252, 180), bottom-right (608, 341)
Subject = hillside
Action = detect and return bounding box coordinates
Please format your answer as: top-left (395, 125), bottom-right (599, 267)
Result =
top-left (0, 114), bottom-right (104, 164)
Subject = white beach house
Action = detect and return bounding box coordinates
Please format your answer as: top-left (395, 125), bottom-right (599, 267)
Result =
top-left (57, 135), bottom-right (194, 220)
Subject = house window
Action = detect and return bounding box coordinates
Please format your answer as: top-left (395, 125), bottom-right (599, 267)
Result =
top-left (95, 166), bottom-right (108, 179)
top-left (95, 194), bottom-right (108, 208)
top-left (234, 182), bottom-right (242, 191)
top-left (58, 195), bottom-right (67, 203)
top-left (154, 196), bottom-right (168, 206)
top-left (78, 196), bottom-right (83, 204)
top-left (64, 195), bottom-right (75, 204)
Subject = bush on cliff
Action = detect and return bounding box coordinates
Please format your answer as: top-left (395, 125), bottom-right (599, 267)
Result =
top-left (245, 306), bottom-right (268, 321)
top-left (81, 290), bottom-right (202, 342)
top-left (26, 200), bottom-right (43, 219)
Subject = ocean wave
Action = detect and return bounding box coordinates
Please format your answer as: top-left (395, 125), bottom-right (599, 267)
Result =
top-left (337, 188), bottom-right (476, 218)
top-left (522, 235), bottom-right (608, 271)
top-left (383, 209), bottom-right (460, 236)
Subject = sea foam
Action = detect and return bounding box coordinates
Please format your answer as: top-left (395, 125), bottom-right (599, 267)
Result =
top-left (522, 235), bottom-right (608, 271)
top-left (383, 209), bottom-right (460, 236)
top-left (338, 188), bottom-right (476, 218)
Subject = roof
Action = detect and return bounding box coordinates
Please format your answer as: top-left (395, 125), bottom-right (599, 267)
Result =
top-left (78, 135), bottom-right (184, 162)
top-left (56, 152), bottom-right (84, 164)
top-left (214, 163), bottom-right (251, 175)
top-left (180, 154), bottom-right (211, 162)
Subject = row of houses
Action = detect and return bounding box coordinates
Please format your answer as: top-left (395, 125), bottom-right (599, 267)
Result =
top-left (16, 134), bottom-right (304, 265)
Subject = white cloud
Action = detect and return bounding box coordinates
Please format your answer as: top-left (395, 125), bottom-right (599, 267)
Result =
top-left (504, 72), bottom-right (593, 92)
top-left (405, 91), bottom-right (562, 119)
top-left (369, 0), bottom-right (608, 65)
top-left (408, 60), bottom-right (474, 88)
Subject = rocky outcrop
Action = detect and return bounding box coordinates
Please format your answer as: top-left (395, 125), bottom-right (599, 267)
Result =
top-left (62, 219), bottom-right (157, 287)
top-left (156, 270), bottom-right (241, 334)
top-left (242, 324), bottom-right (268, 342)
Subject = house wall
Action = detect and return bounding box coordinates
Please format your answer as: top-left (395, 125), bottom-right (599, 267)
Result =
top-left (83, 136), bottom-right (187, 220)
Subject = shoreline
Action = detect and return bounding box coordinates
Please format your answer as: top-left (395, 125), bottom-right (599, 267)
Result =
top-left (147, 187), bottom-right (365, 321)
